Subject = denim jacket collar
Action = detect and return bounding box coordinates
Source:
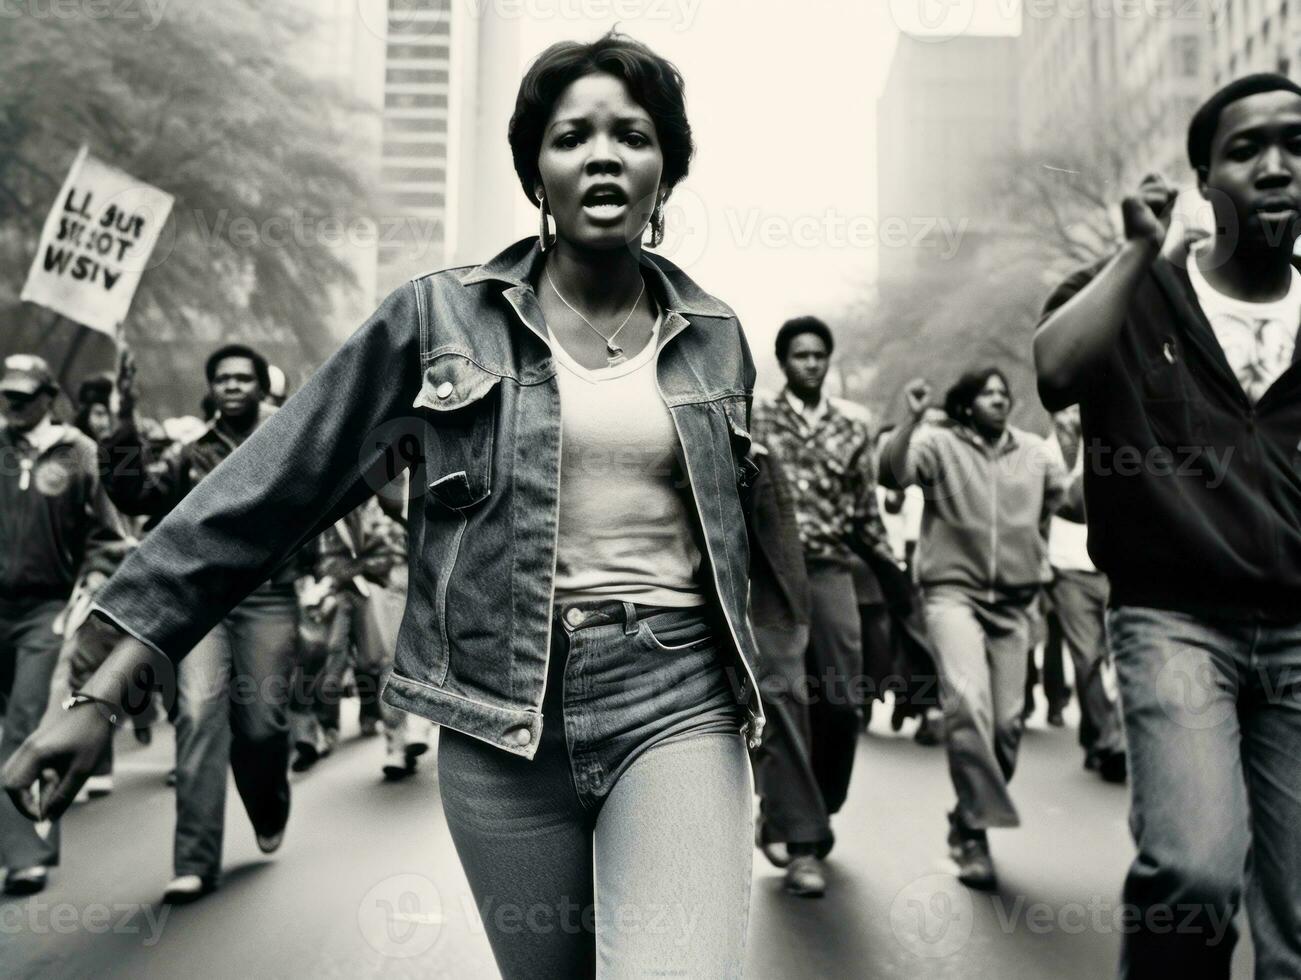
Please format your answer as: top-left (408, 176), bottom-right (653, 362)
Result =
top-left (459, 237), bottom-right (736, 320)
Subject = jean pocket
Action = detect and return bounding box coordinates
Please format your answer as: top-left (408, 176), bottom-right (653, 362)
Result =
top-left (638, 610), bottom-right (714, 652)
top-left (415, 352), bottom-right (500, 511)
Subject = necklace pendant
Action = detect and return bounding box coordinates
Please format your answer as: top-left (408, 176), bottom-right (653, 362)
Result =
top-left (605, 343), bottom-right (627, 367)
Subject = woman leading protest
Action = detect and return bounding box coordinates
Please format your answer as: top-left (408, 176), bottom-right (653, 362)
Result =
top-left (3, 33), bottom-right (765, 979)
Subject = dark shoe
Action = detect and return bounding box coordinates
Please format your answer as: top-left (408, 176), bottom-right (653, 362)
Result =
top-left (165, 767), bottom-right (177, 787)
top-left (1098, 751), bottom-right (1128, 785)
top-left (133, 725), bottom-right (153, 746)
top-left (256, 828), bottom-right (285, 855)
top-left (163, 875), bottom-right (217, 904)
top-left (914, 712), bottom-right (941, 747)
top-left (290, 742), bottom-right (320, 773)
top-left (1047, 708), bottom-right (1066, 728)
top-left (383, 747), bottom-right (414, 781)
top-left (783, 855), bottom-right (826, 898)
top-left (955, 838), bottom-right (997, 890)
top-left (1021, 692), bottom-right (1036, 722)
top-left (4, 866), bottom-right (48, 896)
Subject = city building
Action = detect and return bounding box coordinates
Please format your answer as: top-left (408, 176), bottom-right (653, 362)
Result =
top-left (1210, 0), bottom-right (1299, 85)
top-left (875, 34), bottom-right (1021, 283)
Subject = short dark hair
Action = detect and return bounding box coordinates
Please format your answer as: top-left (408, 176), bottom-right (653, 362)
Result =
top-left (1187, 73), bottom-right (1301, 175)
top-left (944, 367), bottom-right (1013, 423)
top-left (205, 343), bottom-right (270, 393)
top-left (509, 31), bottom-right (694, 206)
top-left (76, 374), bottom-right (113, 409)
top-left (775, 316), bottom-right (835, 363)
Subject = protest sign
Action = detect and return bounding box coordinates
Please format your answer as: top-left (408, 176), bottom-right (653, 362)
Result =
top-left (20, 146), bottom-right (175, 335)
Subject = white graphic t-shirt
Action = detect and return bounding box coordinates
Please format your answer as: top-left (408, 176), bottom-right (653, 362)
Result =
top-left (1188, 253), bottom-right (1301, 404)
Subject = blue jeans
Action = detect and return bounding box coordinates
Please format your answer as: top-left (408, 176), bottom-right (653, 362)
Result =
top-left (1108, 606), bottom-right (1301, 979)
top-left (437, 602), bottom-right (753, 979)
top-left (173, 588), bottom-right (297, 880)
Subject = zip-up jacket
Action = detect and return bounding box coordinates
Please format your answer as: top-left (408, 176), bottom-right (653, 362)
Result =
top-left (1040, 249), bottom-right (1301, 622)
top-left (890, 422), bottom-right (1068, 595)
top-left (0, 420), bottom-right (128, 599)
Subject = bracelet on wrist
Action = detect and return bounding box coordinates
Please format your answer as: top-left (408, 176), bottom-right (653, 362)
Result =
top-left (62, 693), bottom-right (121, 726)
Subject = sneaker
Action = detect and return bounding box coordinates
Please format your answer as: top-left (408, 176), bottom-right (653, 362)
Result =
top-left (955, 838), bottom-right (997, 890)
top-left (162, 875), bottom-right (216, 905)
top-left (85, 775), bottom-right (114, 798)
top-left (3, 866), bottom-right (48, 896)
top-left (783, 855), bottom-right (827, 898)
top-left (133, 725), bottom-right (153, 746)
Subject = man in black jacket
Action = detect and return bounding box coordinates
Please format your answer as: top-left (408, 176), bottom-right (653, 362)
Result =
top-left (0, 354), bottom-right (126, 895)
top-left (1035, 74), bottom-right (1301, 979)
top-left (99, 343), bottom-right (307, 904)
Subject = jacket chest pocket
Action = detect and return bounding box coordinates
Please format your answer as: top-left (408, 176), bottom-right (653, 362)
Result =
top-left (1142, 354), bottom-right (1208, 451)
top-left (414, 353), bottom-right (501, 511)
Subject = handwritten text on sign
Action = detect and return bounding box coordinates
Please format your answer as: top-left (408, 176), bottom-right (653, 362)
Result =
top-left (20, 147), bottom-right (175, 335)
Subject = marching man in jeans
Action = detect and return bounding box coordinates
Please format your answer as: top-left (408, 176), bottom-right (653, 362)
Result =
top-left (1036, 74), bottom-right (1301, 978)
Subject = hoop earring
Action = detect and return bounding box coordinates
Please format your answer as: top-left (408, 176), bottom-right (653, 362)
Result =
top-left (647, 200), bottom-right (665, 248)
top-left (538, 196), bottom-right (554, 253)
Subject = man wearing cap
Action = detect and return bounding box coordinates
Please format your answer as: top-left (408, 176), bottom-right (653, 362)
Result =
top-left (1036, 74), bottom-right (1301, 977)
top-left (98, 342), bottom-right (311, 904)
top-left (0, 354), bottom-right (126, 895)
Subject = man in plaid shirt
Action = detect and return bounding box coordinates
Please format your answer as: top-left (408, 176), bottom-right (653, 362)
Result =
top-left (751, 316), bottom-right (897, 897)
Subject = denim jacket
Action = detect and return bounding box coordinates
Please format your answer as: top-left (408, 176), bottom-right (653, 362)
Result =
top-left (90, 238), bottom-right (766, 757)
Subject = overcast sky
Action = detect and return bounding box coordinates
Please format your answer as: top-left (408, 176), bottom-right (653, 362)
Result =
top-left (509, 0), bottom-right (1023, 389)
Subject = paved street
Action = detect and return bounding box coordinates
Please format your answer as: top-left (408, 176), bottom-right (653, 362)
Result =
top-left (2, 703), bottom-right (1253, 979)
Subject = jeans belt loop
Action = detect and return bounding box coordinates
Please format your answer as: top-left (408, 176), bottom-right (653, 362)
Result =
top-left (621, 601), bottom-right (639, 636)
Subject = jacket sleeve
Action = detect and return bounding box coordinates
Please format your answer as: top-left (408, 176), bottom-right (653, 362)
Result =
top-left (847, 430), bottom-right (898, 569)
top-left (91, 283), bottom-right (423, 662)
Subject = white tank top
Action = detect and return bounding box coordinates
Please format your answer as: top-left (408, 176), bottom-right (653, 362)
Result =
top-left (550, 312), bottom-right (705, 608)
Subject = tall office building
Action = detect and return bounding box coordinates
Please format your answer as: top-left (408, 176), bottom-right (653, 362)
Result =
top-left (876, 34), bottom-right (1020, 283)
top-left (1210, 0), bottom-right (1299, 84)
top-left (1017, 4), bottom-right (1210, 184)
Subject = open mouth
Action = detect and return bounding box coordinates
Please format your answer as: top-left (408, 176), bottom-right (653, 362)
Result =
top-left (1255, 199), bottom-right (1299, 217)
top-left (581, 185), bottom-right (629, 220)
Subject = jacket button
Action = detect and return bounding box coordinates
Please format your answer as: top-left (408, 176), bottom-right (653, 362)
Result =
top-left (436, 381), bottom-right (454, 399)
top-left (507, 726), bottom-right (531, 746)
top-left (564, 607), bottom-right (586, 628)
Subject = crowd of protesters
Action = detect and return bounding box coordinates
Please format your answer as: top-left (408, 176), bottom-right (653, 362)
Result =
top-left (0, 35), bottom-right (1298, 980)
